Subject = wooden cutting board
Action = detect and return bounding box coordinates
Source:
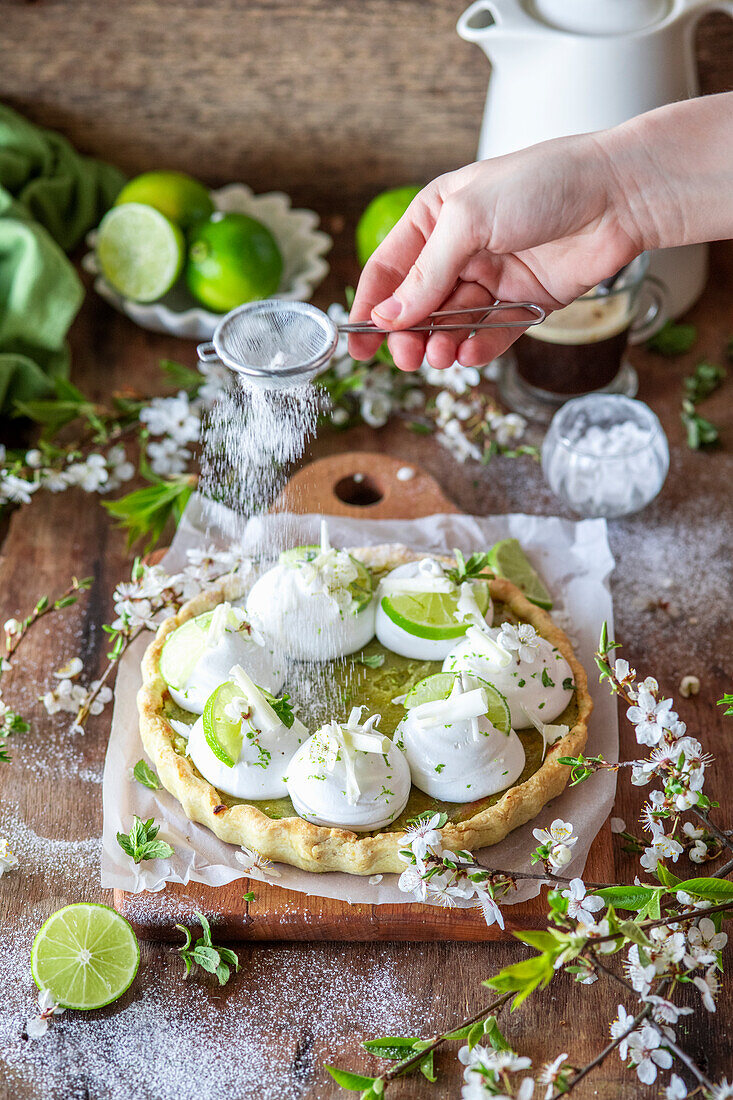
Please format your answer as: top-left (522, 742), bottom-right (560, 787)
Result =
top-left (115, 451), bottom-right (612, 941)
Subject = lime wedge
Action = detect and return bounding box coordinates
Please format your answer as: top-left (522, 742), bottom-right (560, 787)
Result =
top-left (487, 539), bottom-right (553, 610)
top-left (31, 903), bottom-right (139, 1010)
top-left (96, 203), bottom-right (184, 302)
top-left (279, 546), bottom-right (374, 612)
top-left (381, 580), bottom-right (490, 640)
top-left (202, 680), bottom-right (246, 767)
top-left (160, 611), bottom-right (216, 691)
top-left (403, 671), bottom-right (511, 734)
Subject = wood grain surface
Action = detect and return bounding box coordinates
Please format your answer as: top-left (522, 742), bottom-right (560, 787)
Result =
top-left (0, 4), bottom-right (732, 1096)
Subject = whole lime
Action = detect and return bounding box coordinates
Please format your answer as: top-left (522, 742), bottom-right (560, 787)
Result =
top-left (115, 170), bottom-right (214, 229)
top-left (356, 185), bottom-right (421, 266)
top-left (186, 213), bottom-right (283, 313)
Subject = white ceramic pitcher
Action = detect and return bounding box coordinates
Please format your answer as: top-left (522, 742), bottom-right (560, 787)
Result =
top-left (457, 0), bottom-right (733, 315)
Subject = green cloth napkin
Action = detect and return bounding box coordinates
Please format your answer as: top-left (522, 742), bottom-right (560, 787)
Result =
top-left (0, 105), bottom-right (125, 414)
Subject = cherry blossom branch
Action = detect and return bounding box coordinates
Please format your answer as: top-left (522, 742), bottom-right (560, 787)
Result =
top-left (589, 900), bottom-right (733, 946)
top-left (548, 1004), bottom-right (651, 1099)
top-left (378, 991), bottom-right (514, 1086)
top-left (586, 953), bottom-right (716, 1092)
top-left (688, 807), bottom-right (733, 858)
top-left (74, 623), bottom-right (146, 728)
top-left (4, 576), bottom-right (93, 663)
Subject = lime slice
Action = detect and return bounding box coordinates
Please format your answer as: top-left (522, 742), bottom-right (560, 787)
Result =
top-left (403, 671), bottom-right (511, 734)
top-left (202, 680), bottom-right (246, 767)
top-left (487, 539), bottom-right (553, 610)
top-left (381, 580), bottom-right (490, 640)
top-left (96, 203), bottom-right (184, 303)
top-left (31, 903), bottom-right (139, 1010)
top-left (279, 546), bottom-right (374, 612)
top-left (160, 609), bottom-right (227, 692)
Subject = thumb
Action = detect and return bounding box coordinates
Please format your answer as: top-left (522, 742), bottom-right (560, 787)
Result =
top-left (372, 199), bottom-right (478, 328)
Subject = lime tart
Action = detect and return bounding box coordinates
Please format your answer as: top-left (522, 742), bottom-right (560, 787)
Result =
top-left (137, 540), bottom-right (592, 875)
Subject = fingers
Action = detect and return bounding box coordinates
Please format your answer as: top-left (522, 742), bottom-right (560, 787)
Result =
top-left (348, 189), bottom-right (438, 362)
top-left (423, 281), bottom-right (497, 371)
top-left (372, 195), bottom-right (480, 331)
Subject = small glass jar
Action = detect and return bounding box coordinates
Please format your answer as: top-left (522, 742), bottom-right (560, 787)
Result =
top-left (541, 394), bottom-right (669, 518)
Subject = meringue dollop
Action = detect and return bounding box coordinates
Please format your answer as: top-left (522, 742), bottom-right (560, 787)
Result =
top-left (443, 623), bottom-right (574, 728)
top-left (395, 674), bottom-right (525, 802)
top-left (287, 707), bottom-right (411, 830)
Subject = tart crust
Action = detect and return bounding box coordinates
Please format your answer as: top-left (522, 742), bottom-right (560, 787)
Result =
top-left (137, 544), bottom-right (592, 875)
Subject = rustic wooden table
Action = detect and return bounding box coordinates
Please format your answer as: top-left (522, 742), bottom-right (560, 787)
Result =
top-left (0, 231), bottom-right (731, 1098)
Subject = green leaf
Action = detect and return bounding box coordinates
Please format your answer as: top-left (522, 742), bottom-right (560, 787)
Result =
top-left (681, 401), bottom-right (719, 450)
top-left (483, 1016), bottom-right (511, 1051)
top-left (684, 360), bottom-right (726, 403)
top-left (258, 688), bottom-right (295, 728)
top-left (656, 863), bottom-right (682, 888)
top-left (196, 912), bottom-right (213, 946)
top-left (103, 478), bottom-right (194, 551)
top-left (160, 358), bottom-right (203, 396)
top-left (175, 923), bottom-right (192, 952)
top-left (363, 1037), bottom-right (419, 1061)
top-left (419, 1051), bottom-right (436, 1083)
top-left (325, 1067), bottom-right (378, 1091)
top-left (356, 652), bottom-right (386, 669)
top-left (674, 878), bottom-right (733, 902)
top-left (192, 945), bottom-right (220, 973)
top-left (646, 321), bottom-right (697, 356)
top-left (593, 886), bottom-right (660, 912)
top-left (215, 961), bottom-right (231, 985)
top-left (467, 1020), bottom-right (485, 1051)
top-left (116, 815), bottom-right (174, 863)
top-left (485, 951), bottom-right (556, 1007)
top-left (717, 693), bottom-right (733, 716)
top-left (217, 946), bottom-right (240, 970)
top-left (617, 920), bottom-right (652, 947)
top-left (133, 759), bottom-right (161, 790)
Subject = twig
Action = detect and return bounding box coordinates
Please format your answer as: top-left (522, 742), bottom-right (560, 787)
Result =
top-left (4, 577), bottom-right (91, 662)
top-left (486, 867), bottom-right (627, 891)
top-left (689, 807), bottom-right (733, 859)
top-left (74, 624), bottom-right (145, 727)
top-left (587, 953), bottom-right (716, 1092)
top-left (378, 991), bottom-right (513, 1085)
top-left (549, 1004), bottom-right (651, 1098)
top-left (590, 900), bottom-right (733, 945)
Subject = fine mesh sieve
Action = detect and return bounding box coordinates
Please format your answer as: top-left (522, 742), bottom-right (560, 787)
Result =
top-left (197, 298), bottom-right (546, 389)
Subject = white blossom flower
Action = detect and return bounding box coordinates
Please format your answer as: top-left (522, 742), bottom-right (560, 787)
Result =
top-left (639, 833), bottom-right (684, 873)
top-left (459, 1045), bottom-right (532, 1075)
top-left (41, 468), bottom-right (72, 492)
top-left (685, 918), bottom-right (727, 968)
top-left (25, 987), bottom-right (65, 1038)
top-left (532, 818), bottom-right (577, 848)
top-left (421, 360), bottom-right (481, 395)
top-left (436, 418), bottom-right (482, 463)
top-left (498, 621), bottom-right (540, 663)
top-left (146, 437), bottom-right (192, 477)
top-left (626, 689), bottom-right (678, 747)
top-left (475, 888), bottom-right (505, 930)
top-left (400, 387), bottom-right (425, 411)
top-left (624, 946), bottom-right (656, 996)
top-left (25, 449), bottom-right (43, 468)
top-left (487, 411), bottom-right (526, 446)
top-left (610, 816), bottom-right (626, 833)
top-left (398, 864), bottom-right (428, 901)
top-left (561, 878), bottom-right (604, 924)
top-left (53, 657), bottom-right (83, 679)
top-left (708, 1079), bottom-right (733, 1100)
top-left (0, 472), bottom-right (39, 504)
top-left (664, 1074), bottom-right (688, 1099)
top-left (693, 965), bottom-right (720, 1012)
top-left (104, 444), bottom-right (135, 490)
top-left (360, 391), bottom-right (392, 428)
top-left (610, 1005), bottom-right (638, 1060)
top-left (330, 407), bottom-right (349, 427)
top-left (627, 1024), bottom-right (672, 1084)
top-left (64, 454), bottom-right (109, 492)
top-left (676, 889), bottom-right (712, 912)
top-left (643, 995), bottom-right (693, 1025)
top-left (235, 845), bottom-right (280, 878)
top-left (537, 1052), bottom-right (568, 1098)
top-left (0, 838), bottom-right (19, 876)
top-left (140, 391), bottom-right (200, 443)
top-left (548, 843), bottom-right (574, 872)
top-left (613, 658), bottom-right (635, 683)
top-left (400, 813), bottom-right (444, 862)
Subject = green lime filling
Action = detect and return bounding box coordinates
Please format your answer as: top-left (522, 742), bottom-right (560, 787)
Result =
top-left (162, 600), bottom-right (577, 831)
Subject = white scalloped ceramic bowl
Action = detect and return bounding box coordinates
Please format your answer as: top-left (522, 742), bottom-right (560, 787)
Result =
top-left (82, 184), bottom-right (332, 340)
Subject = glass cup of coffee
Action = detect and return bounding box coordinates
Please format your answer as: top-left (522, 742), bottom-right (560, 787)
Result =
top-left (498, 253), bottom-right (666, 423)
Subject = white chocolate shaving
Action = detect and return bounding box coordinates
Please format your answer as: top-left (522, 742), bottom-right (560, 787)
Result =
top-left (229, 664), bottom-right (280, 731)
top-left (466, 625), bottom-right (513, 668)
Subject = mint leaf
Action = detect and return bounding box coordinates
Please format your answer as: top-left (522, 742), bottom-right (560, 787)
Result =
top-left (541, 668), bottom-right (554, 688)
top-left (133, 759), bottom-right (161, 790)
top-left (356, 652), bottom-right (386, 669)
top-left (259, 687), bottom-right (295, 728)
top-left (176, 914), bottom-right (240, 985)
top-left (646, 321), bottom-right (697, 356)
top-left (684, 360), bottom-right (726, 403)
top-left (116, 815), bottom-right (174, 864)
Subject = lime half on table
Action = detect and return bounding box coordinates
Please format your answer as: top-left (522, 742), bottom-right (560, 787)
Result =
top-left (380, 580), bottom-right (490, 641)
top-left (31, 903), bottom-right (139, 1010)
top-left (96, 202), bottom-right (185, 303)
top-left (403, 671), bottom-right (511, 734)
top-left (488, 539), bottom-right (553, 610)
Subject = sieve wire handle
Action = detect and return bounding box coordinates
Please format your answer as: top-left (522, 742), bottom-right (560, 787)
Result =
top-left (197, 342), bottom-right (218, 361)
top-left (340, 301), bottom-right (546, 334)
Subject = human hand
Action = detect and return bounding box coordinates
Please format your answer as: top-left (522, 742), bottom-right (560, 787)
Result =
top-left (348, 131), bottom-right (645, 371)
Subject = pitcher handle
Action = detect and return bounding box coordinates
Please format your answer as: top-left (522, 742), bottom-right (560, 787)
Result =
top-left (457, 0), bottom-right (538, 41)
top-left (628, 276), bottom-right (668, 346)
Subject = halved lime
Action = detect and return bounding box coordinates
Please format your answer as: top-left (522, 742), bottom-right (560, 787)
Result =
top-left (202, 680), bottom-right (246, 767)
top-left (160, 609), bottom-right (233, 692)
top-left (96, 203), bottom-right (184, 302)
top-left (114, 170), bottom-right (214, 229)
top-left (381, 580), bottom-right (490, 640)
top-left (31, 903), bottom-right (139, 1010)
top-left (488, 539), bottom-right (553, 610)
top-left (280, 545), bottom-right (374, 612)
top-left (403, 671), bottom-right (511, 734)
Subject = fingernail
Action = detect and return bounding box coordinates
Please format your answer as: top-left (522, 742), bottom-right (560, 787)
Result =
top-left (374, 295), bottom-right (402, 322)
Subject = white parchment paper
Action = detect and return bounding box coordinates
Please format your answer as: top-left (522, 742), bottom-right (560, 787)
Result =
top-left (101, 496), bottom-right (618, 907)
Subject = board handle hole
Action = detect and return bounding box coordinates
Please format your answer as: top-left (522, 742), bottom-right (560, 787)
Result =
top-left (334, 473), bottom-right (384, 507)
